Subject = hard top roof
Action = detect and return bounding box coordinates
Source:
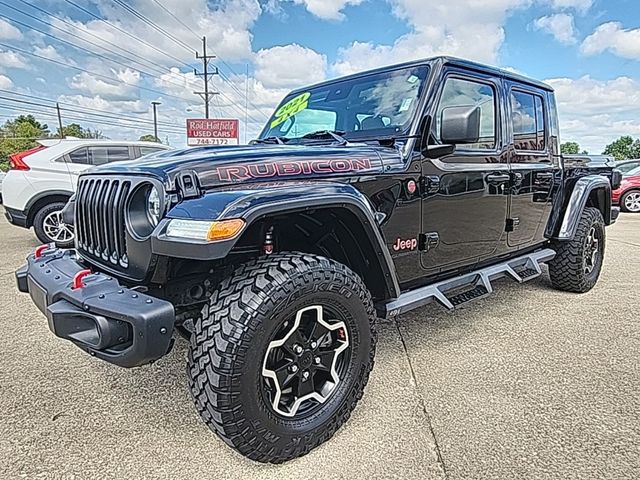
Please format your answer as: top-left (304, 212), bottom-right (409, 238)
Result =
top-left (288, 56), bottom-right (553, 95)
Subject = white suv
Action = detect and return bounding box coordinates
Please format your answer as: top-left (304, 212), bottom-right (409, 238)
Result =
top-left (3, 139), bottom-right (171, 247)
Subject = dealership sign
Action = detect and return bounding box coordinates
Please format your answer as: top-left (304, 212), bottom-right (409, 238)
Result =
top-left (186, 119), bottom-right (239, 146)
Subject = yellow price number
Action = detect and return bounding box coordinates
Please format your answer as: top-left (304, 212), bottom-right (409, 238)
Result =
top-left (270, 92), bottom-right (311, 128)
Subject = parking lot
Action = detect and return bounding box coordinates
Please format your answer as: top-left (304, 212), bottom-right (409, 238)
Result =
top-left (0, 207), bottom-right (638, 480)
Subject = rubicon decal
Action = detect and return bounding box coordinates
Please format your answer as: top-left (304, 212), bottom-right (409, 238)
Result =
top-left (215, 158), bottom-right (372, 181)
top-left (393, 237), bottom-right (418, 251)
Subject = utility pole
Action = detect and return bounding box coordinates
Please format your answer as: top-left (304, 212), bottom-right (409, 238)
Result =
top-left (56, 103), bottom-right (64, 138)
top-left (245, 64), bottom-right (249, 144)
top-left (151, 101), bottom-right (161, 141)
top-left (194, 36), bottom-right (219, 119)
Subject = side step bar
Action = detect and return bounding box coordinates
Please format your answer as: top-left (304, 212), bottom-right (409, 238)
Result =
top-left (384, 248), bottom-right (556, 317)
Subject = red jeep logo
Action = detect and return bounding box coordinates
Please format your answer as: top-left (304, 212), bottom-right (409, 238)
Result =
top-left (393, 237), bottom-right (417, 251)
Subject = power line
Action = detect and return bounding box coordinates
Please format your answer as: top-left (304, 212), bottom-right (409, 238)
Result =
top-left (1, 11), bottom-right (177, 82)
top-left (0, 42), bottom-right (197, 104)
top-left (0, 103), bottom-right (186, 134)
top-left (1, 6), bottom-right (212, 100)
top-left (11, 0), bottom-right (171, 76)
top-left (111, 0), bottom-right (194, 53)
top-left (150, 0), bottom-right (200, 40)
top-left (0, 89), bottom-right (178, 128)
top-left (48, 0), bottom-right (270, 123)
top-left (63, 0), bottom-right (189, 67)
top-left (0, 95), bottom-right (184, 130)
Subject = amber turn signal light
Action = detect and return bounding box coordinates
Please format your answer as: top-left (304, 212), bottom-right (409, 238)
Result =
top-left (206, 219), bottom-right (245, 241)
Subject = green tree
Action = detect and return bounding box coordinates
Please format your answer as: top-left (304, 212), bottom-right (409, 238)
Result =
top-left (138, 134), bottom-right (160, 142)
top-left (0, 115), bottom-right (50, 171)
top-left (561, 141), bottom-right (580, 154)
top-left (59, 123), bottom-right (104, 139)
top-left (603, 135), bottom-right (640, 161)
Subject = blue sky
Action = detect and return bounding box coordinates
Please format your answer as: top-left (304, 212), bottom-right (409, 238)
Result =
top-left (0, 0), bottom-right (640, 151)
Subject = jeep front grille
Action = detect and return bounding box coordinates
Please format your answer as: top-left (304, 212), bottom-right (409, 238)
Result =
top-left (76, 177), bottom-right (130, 267)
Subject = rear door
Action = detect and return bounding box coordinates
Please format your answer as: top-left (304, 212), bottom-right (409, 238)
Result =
top-left (506, 85), bottom-right (555, 247)
top-left (420, 70), bottom-right (509, 274)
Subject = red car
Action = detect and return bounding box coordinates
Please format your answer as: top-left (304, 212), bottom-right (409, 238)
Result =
top-left (612, 166), bottom-right (640, 212)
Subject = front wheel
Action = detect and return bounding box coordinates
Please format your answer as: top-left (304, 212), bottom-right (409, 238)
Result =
top-left (187, 253), bottom-right (377, 463)
top-left (33, 201), bottom-right (75, 248)
top-left (549, 207), bottom-right (605, 293)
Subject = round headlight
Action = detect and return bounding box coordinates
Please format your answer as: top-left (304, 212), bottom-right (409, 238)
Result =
top-left (147, 186), bottom-right (161, 226)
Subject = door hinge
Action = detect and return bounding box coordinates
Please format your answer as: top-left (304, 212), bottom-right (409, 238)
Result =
top-left (505, 218), bottom-right (520, 232)
top-left (177, 171), bottom-right (200, 199)
top-left (419, 232), bottom-right (439, 251)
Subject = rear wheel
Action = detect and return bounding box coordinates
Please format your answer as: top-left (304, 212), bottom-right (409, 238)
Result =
top-left (33, 201), bottom-right (75, 248)
top-left (620, 190), bottom-right (640, 213)
top-left (187, 252), bottom-right (377, 463)
top-left (549, 207), bottom-right (605, 293)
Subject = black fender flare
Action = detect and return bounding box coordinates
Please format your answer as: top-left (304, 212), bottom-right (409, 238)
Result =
top-left (555, 175), bottom-right (611, 240)
top-left (151, 182), bottom-right (401, 299)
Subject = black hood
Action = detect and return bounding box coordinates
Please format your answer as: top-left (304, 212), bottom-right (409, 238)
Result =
top-left (87, 143), bottom-right (399, 190)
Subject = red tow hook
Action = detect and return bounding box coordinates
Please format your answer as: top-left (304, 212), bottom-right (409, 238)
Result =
top-left (34, 243), bottom-right (55, 259)
top-left (72, 269), bottom-right (92, 289)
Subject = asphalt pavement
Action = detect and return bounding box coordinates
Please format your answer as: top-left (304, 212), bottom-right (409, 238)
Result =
top-left (0, 207), bottom-right (638, 479)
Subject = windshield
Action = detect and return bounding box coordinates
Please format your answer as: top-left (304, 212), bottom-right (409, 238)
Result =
top-left (625, 165), bottom-right (640, 176)
top-left (259, 65), bottom-right (429, 142)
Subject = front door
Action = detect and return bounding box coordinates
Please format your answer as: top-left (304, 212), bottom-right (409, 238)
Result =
top-left (421, 71), bottom-right (509, 275)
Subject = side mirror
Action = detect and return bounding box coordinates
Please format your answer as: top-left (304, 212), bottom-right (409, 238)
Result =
top-left (440, 106), bottom-right (481, 145)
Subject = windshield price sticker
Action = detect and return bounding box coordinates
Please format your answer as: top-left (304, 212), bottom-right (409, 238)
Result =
top-left (270, 92), bottom-right (311, 128)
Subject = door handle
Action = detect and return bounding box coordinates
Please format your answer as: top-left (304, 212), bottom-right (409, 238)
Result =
top-left (536, 172), bottom-right (553, 179)
top-left (424, 175), bottom-right (440, 194)
top-left (486, 173), bottom-right (510, 183)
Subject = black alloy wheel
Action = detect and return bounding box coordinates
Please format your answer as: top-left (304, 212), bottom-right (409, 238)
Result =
top-left (261, 305), bottom-right (351, 418)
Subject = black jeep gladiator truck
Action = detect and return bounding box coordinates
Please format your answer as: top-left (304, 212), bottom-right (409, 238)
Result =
top-left (16, 57), bottom-right (621, 463)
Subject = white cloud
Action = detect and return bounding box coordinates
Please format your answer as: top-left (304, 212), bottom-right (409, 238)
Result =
top-left (581, 22), bottom-right (640, 60)
top-left (0, 74), bottom-right (13, 89)
top-left (547, 0), bottom-right (592, 12)
top-left (333, 0), bottom-right (531, 75)
top-left (51, 0), bottom-right (261, 69)
top-left (533, 13), bottom-right (577, 44)
top-left (0, 50), bottom-right (29, 70)
top-left (0, 19), bottom-right (22, 40)
top-left (548, 76), bottom-right (640, 152)
top-left (285, 0), bottom-right (365, 20)
top-left (254, 44), bottom-right (327, 88)
top-left (69, 69), bottom-right (141, 101)
top-left (33, 45), bottom-right (69, 64)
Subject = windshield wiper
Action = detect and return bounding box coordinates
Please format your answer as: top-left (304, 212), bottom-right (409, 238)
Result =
top-left (251, 136), bottom-right (288, 145)
top-left (299, 130), bottom-right (348, 145)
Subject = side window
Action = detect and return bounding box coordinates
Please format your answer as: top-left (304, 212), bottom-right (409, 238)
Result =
top-left (435, 77), bottom-right (496, 151)
top-left (67, 147), bottom-right (90, 164)
top-left (511, 91), bottom-right (546, 151)
top-left (139, 147), bottom-right (164, 157)
top-left (105, 147), bottom-right (130, 163)
top-left (88, 146), bottom-right (130, 165)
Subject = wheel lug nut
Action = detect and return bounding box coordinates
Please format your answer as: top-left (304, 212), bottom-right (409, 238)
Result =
top-left (314, 357), bottom-right (320, 364)
top-left (289, 365), bottom-right (298, 373)
top-left (293, 344), bottom-right (303, 354)
top-left (311, 341), bottom-right (317, 349)
top-left (302, 371), bottom-right (310, 381)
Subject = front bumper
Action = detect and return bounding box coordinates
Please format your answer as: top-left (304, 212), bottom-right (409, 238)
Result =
top-left (16, 248), bottom-right (175, 368)
top-left (611, 206), bottom-right (620, 223)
